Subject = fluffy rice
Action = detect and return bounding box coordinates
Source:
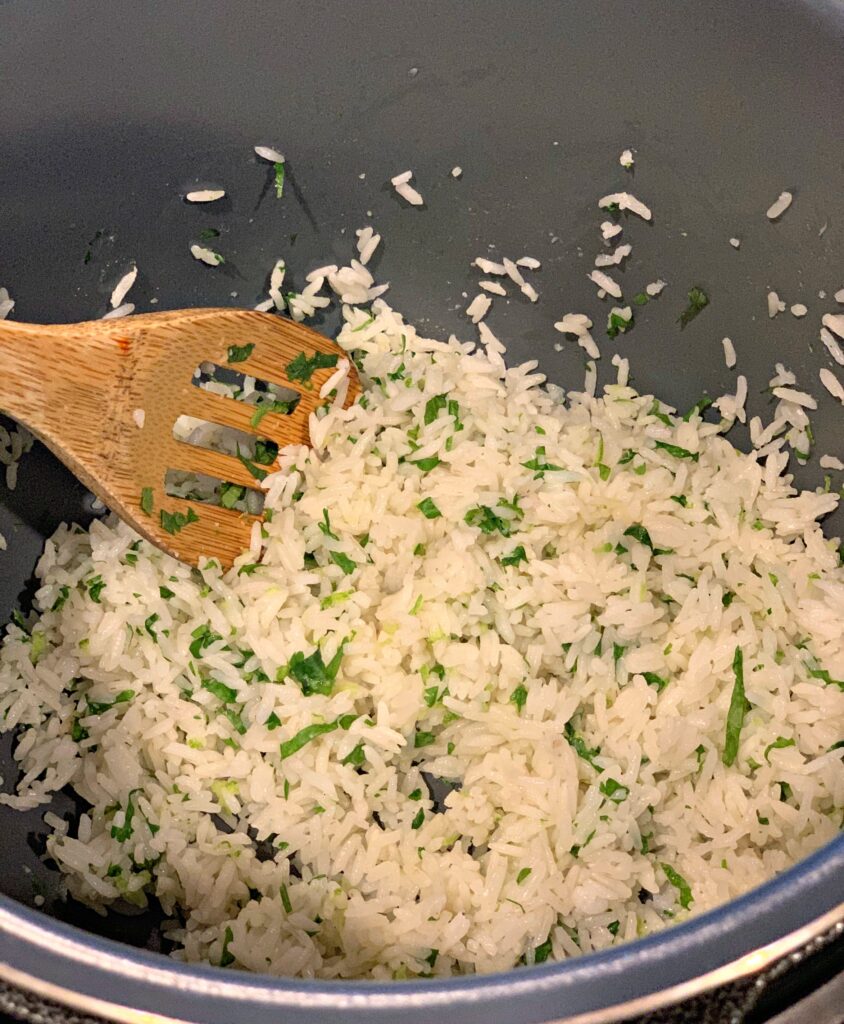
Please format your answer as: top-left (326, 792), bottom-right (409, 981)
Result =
top-left (0, 254), bottom-right (842, 980)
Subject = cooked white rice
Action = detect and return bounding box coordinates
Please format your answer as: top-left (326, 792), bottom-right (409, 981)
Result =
top-left (766, 191), bottom-right (793, 220)
top-left (0, 423), bottom-right (33, 492)
top-left (391, 171), bottom-right (424, 207)
top-left (479, 280), bottom-right (507, 297)
top-left (819, 367), bottom-right (844, 404)
top-left (101, 303), bottom-right (135, 320)
top-left (598, 192), bottom-right (652, 221)
top-left (186, 190), bottom-right (226, 203)
top-left (601, 222), bottom-right (623, 241)
top-left (722, 337), bottom-right (737, 369)
top-left (768, 291), bottom-right (786, 318)
top-left (110, 266), bottom-right (137, 309)
top-left (190, 245), bottom-right (224, 267)
top-left (254, 145), bottom-right (285, 163)
top-left (0, 286), bottom-right (16, 320)
top-left (1, 247), bottom-right (842, 980)
top-left (466, 294), bottom-right (492, 323)
top-left (589, 270), bottom-right (622, 299)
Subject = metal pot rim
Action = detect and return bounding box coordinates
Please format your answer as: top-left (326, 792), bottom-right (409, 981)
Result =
top-left (0, 835), bottom-right (841, 1024)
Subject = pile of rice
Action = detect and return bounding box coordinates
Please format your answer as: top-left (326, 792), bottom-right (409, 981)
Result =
top-left (0, 267), bottom-right (842, 980)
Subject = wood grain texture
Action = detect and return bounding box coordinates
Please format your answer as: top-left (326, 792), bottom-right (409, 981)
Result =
top-left (0, 309), bottom-right (359, 567)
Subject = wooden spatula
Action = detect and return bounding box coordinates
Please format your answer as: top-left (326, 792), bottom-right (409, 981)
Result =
top-left (0, 309), bottom-right (359, 566)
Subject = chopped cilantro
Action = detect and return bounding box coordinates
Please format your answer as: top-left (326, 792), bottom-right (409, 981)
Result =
top-left (287, 642), bottom-right (346, 697)
top-left (85, 689), bottom-right (135, 716)
top-left (642, 672), bottom-right (668, 693)
top-left (521, 446), bottom-right (564, 476)
top-left (632, 293), bottom-right (649, 306)
top-left (661, 863), bottom-right (693, 909)
top-left (649, 400), bottom-right (673, 427)
top-left (805, 662), bottom-right (844, 690)
top-left (653, 440), bottom-right (699, 462)
top-left (85, 575), bottom-right (106, 603)
top-left (144, 613), bottom-right (160, 640)
top-left (189, 623), bottom-right (222, 659)
top-left (330, 551), bottom-right (356, 575)
top-left (273, 160), bottom-right (285, 199)
top-left (411, 808), bottom-right (425, 830)
top-left (414, 730), bottom-right (436, 748)
top-left (219, 926), bottom-right (235, 967)
top-left (678, 286), bottom-right (709, 329)
top-left (226, 343), bottom-right (254, 364)
top-left (533, 938), bottom-right (553, 963)
top-left (280, 720), bottom-right (340, 760)
top-left (341, 742), bottom-right (365, 767)
top-left (219, 482), bottom-right (246, 509)
top-left (51, 585), bottom-right (70, 612)
top-left (599, 778), bottom-right (629, 802)
top-left (320, 590), bottom-right (352, 610)
top-left (160, 507), bottom-right (199, 535)
top-left (764, 736), bottom-right (795, 762)
top-left (110, 791), bottom-right (138, 842)
top-left (417, 497), bottom-right (442, 519)
top-left (607, 310), bottom-right (632, 338)
top-left (139, 487), bottom-right (154, 516)
top-left (516, 867), bottom-right (532, 885)
top-left (501, 545), bottom-right (527, 567)
top-left (424, 394), bottom-right (448, 424)
top-left (510, 684), bottom-right (528, 712)
top-left (285, 350), bottom-right (338, 385)
top-left (319, 509), bottom-right (338, 540)
top-left (202, 679), bottom-right (238, 703)
top-left (265, 711), bottom-right (282, 731)
top-left (464, 505), bottom-right (513, 536)
top-left (683, 396), bottom-right (713, 422)
top-left (250, 399), bottom-right (295, 428)
top-left (252, 438), bottom-right (279, 466)
top-left (564, 721), bottom-right (602, 772)
top-left (279, 881), bottom-right (292, 913)
top-left (412, 456), bottom-right (441, 473)
top-left (723, 647), bottom-right (747, 767)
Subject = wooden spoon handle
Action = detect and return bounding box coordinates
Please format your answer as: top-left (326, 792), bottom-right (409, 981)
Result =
top-left (0, 320), bottom-right (135, 499)
top-left (0, 320), bottom-right (118, 433)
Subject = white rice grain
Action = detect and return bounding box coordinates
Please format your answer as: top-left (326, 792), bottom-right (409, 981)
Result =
top-left (589, 270), bottom-right (622, 299)
top-left (254, 145), bottom-right (285, 163)
top-left (466, 294), bottom-right (492, 323)
top-left (598, 192), bottom-right (652, 221)
top-left (819, 367), bottom-right (844, 403)
top-left (190, 245), bottom-right (223, 267)
top-left (722, 337), bottom-right (737, 369)
top-left (185, 190), bottom-right (225, 203)
top-left (110, 266), bottom-right (137, 309)
top-left (766, 190), bottom-right (793, 220)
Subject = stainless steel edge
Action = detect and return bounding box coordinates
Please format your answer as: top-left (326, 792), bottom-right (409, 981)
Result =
top-left (0, 903), bottom-right (841, 1024)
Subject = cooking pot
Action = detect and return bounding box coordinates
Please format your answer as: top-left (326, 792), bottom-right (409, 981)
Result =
top-left (0, 1), bottom-right (842, 1021)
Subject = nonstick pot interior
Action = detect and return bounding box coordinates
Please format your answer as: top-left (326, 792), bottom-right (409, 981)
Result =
top-left (1, 1), bottom-right (843, 1022)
